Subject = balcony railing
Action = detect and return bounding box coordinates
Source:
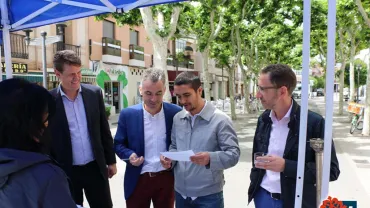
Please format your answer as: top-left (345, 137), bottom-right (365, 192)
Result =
top-left (102, 37), bottom-right (121, 57)
top-left (1, 33), bottom-right (28, 59)
top-left (129, 44), bottom-right (144, 61)
top-left (53, 42), bottom-right (81, 56)
top-left (167, 58), bottom-right (194, 69)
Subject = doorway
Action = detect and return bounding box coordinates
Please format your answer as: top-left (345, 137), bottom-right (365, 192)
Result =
top-left (104, 81), bottom-right (121, 113)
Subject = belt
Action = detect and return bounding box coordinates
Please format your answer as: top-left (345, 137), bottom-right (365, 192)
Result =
top-left (264, 189), bottom-right (281, 200)
top-left (142, 170), bottom-right (171, 178)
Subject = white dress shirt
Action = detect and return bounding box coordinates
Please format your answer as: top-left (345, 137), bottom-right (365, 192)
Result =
top-left (260, 102), bottom-right (293, 194)
top-left (60, 86), bottom-right (94, 166)
top-left (140, 104), bottom-right (167, 174)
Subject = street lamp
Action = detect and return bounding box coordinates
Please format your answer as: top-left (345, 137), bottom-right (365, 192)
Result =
top-left (23, 29), bottom-right (63, 89)
top-left (356, 65), bottom-right (361, 102)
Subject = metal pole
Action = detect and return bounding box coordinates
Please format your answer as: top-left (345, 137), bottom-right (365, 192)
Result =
top-left (1, 0), bottom-right (13, 79)
top-left (172, 40), bottom-right (178, 104)
top-left (0, 44), bottom-right (2, 81)
top-left (295, 0), bottom-right (311, 207)
top-left (310, 138), bottom-right (324, 208)
top-left (41, 31), bottom-right (47, 88)
top-left (222, 65), bottom-right (224, 111)
top-left (321, 0), bottom-right (336, 202)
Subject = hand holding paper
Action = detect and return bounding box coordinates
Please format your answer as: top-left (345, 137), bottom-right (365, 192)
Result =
top-left (160, 155), bottom-right (172, 169)
top-left (190, 152), bottom-right (210, 166)
top-left (160, 150), bottom-right (195, 162)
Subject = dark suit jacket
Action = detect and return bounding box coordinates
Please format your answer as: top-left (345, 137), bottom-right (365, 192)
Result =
top-left (114, 102), bottom-right (182, 200)
top-left (248, 99), bottom-right (340, 208)
top-left (49, 84), bottom-right (116, 180)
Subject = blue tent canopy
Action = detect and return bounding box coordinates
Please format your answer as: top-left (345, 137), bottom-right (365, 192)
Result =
top-left (4, 0), bottom-right (185, 32)
top-left (0, 0), bottom-right (186, 77)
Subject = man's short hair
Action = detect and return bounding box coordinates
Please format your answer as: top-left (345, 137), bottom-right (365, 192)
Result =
top-left (174, 72), bottom-right (201, 91)
top-left (141, 68), bottom-right (166, 86)
top-left (261, 64), bottom-right (297, 95)
top-left (53, 50), bottom-right (81, 73)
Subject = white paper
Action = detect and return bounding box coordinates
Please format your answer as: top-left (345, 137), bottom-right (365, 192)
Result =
top-left (160, 150), bottom-right (195, 161)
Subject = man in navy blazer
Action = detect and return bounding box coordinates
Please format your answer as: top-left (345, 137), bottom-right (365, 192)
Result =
top-left (114, 68), bottom-right (182, 208)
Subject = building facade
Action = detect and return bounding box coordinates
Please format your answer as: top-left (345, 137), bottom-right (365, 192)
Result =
top-left (1, 16), bottom-right (230, 115)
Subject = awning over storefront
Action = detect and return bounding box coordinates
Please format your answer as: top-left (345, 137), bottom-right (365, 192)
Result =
top-left (2, 74), bottom-right (43, 83)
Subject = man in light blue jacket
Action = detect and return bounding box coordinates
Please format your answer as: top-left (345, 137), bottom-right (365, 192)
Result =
top-left (160, 72), bottom-right (240, 208)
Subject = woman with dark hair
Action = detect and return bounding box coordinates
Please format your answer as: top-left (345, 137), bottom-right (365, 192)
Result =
top-left (0, 78), bottom-right (76, 208)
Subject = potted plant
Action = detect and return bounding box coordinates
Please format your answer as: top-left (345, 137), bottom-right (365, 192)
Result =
top-left (105, 105), bottom-right (111, 119)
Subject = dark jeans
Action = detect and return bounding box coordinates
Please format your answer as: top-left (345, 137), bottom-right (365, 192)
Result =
top-left (254, 188), bottom-right (282, 208)
top-left (175, 191), bottom-right (224, 208)
top-left (71, 160), bottom-right (112, 208)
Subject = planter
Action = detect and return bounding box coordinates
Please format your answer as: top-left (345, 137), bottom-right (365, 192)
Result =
top-left (105, 105), bottom-right (111, 119)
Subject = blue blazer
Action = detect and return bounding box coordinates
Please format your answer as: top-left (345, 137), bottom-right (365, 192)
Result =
top-left (114, 102), bottom-right (182, 200)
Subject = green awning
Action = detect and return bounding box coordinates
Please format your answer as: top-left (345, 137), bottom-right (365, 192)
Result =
top-left (2, 74), bottom-right (43, 83)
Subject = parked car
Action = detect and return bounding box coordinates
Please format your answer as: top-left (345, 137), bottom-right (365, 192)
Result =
top-left (316, 88), bottom-right (324, 96)
top-left (293, 86), bottom-right (301, 99)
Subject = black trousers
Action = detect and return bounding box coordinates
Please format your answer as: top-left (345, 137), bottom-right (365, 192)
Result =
top-left (70, 160), bottom-right (112, 208)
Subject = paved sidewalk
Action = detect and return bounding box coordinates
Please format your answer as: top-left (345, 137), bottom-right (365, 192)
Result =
top-left (308, 97), bottom-right (370, 207)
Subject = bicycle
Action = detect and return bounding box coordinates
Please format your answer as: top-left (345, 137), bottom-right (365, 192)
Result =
top-left (350, 107), bottom-right (364, 134)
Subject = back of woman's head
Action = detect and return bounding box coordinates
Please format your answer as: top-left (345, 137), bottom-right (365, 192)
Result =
top-left (0, 78), bottom-right (55, 153)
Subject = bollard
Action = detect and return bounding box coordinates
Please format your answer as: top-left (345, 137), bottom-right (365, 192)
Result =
top-left (310, 138), bottom-right (324, 208)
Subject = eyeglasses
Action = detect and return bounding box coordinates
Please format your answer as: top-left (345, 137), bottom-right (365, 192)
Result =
top-left (257, 85), bottom-right (279, 92)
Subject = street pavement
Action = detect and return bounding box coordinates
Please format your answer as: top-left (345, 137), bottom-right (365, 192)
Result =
top-left (82, 96), bottom-right (370, 207)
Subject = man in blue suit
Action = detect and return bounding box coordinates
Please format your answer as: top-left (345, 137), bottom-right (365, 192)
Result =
top-left (114, 68), bottom-right (182, 208)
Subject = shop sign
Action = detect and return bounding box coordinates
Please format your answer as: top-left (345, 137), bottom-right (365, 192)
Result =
top-left (105, 66), bottom-right (127, 75)
top-left (1, 62), bottom-right (28, 74)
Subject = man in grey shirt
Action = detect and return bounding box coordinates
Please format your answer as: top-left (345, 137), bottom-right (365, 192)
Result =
top-left (160, 72), bottom-right (240, 208)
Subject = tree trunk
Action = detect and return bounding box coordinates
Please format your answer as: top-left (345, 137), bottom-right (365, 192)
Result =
top-left (349, 36), bottom-right (356, 102)
top-left (201, 49), bottom-right (211, 101)
top-left (139, 7), bottom-right (181, 103)
top-left (362, 48), bottom-right (370, 135)
top-left (350, 62), bottom-right (355, 102)
top-left (339, 61), bottom-right (345, 115)
top-left (243, 76), bottom-right (250, 114)
top-left (152, 41), bottom-right (171, 101)
top-left (227, 67), bottom-right (237, 120)
top-left (356, 0), bottom-right (370, 28)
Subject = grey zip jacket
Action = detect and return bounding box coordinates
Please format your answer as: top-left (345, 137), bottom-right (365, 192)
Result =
top-left (170, 102), bottom-right (240, 197)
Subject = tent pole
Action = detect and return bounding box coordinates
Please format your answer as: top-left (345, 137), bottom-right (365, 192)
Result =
top-left (1, 0), bottom-right (13, 79)
top-left (295, 0), bottom-right (311, 207)
top-left (321, 0), bottom-right (337, 203)
top-left (41, 31), bottom-right (47, 88)
top-left (0, 44), bottom-right (2, 81)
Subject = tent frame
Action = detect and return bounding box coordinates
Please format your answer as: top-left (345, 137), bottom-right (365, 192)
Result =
top-left (0, 0), bottom-right (338, 207)
top-left (296, 0), bottom-right (336, 207)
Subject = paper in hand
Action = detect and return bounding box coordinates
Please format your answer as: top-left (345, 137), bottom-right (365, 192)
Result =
top-left (160, 150), bottom-right (195, 161)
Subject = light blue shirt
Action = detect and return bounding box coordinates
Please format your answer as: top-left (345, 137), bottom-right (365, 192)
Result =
top-left (59, 86), bottom-right (95, 165)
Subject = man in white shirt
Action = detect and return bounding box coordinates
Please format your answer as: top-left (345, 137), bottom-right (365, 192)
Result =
top-left (114, 68), bottom-right (182, 208)
top-left (248, 64), bottom-right (340, 208)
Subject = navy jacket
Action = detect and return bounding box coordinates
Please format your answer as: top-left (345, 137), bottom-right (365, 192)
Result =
top-left (0, 148), bottom-right (76, 208)
top-left (248, 99), bottom-right (340, 208)
top-left (114, 102), bottom-right (182, 200)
